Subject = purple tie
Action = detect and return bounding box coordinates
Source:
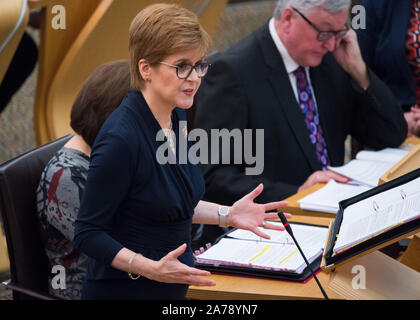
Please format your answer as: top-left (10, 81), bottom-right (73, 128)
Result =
top-left (293, 66), bottom-right (330, 169)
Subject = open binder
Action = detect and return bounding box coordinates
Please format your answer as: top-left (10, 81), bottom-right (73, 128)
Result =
top-left (195, 169), bottom-right (420, 285)
top-left (322, 168), bottom-right (420, 271)
top-left (194, 222), bottom-right (328, 282)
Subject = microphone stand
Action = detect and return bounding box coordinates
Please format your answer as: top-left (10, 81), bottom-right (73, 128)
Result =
top-left (277, 212), bottom-right (329, 300)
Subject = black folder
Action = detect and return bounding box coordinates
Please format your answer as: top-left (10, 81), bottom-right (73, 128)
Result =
top-left (323, 168), bottom-right (420, 270)
top-left (194, 222), bottom-right (327, 282)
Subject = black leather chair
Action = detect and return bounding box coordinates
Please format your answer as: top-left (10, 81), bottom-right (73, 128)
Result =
top-left (0, 135), bottom-right (72, 300)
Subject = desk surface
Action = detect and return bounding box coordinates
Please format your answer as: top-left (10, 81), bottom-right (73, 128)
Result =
top-left (187, 215), bottom-right (342, 300)
top-left (405, 136), bottom-right (420, 145)
top-left (187, 270), bottom-right (341, 300)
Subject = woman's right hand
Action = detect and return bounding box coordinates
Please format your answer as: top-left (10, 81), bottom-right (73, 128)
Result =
top-left (150, 243), bottom-right (216, 287)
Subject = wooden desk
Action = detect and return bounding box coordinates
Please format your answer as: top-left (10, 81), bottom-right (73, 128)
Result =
top-left (187, 216), bottom-right (343, 300)
top-left (405, 136), bottom-right (420, 146)
top-left (187, 270), bottom-right (341, 300)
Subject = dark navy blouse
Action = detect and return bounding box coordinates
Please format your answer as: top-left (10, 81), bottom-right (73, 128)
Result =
top-left (74, 90), bottom-right (205, 282)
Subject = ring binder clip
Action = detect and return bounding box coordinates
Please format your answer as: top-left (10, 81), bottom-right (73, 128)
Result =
top-left (372, 200), bottom-right (379, 212)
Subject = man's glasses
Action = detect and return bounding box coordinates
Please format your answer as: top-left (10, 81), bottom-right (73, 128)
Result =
top-left (159, 61), bottom-right (210, 79)
top-left (292, 7), bottom-right (349, 42)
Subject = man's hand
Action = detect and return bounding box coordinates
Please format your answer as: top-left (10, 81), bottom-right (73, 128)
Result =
top-left (333, 29), bottom-right (370, 90)
top-left (411, 106), bottom-right (420, 136)
top-left (404, 107), bottom-right (420, 137)
top-left (298, 170), bottom-right (350, 193)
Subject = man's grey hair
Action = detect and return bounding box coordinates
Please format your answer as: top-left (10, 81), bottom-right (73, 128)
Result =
top-left (273, 0), bottom-right (351, 20)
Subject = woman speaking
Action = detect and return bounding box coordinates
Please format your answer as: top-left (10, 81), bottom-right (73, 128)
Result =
top-left (74, 3), bottom-right (289, 300)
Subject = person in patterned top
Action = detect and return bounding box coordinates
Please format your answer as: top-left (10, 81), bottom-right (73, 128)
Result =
top-left (36, 60), bottom-right (130, 299)
top-left (357, 0), bottom-right (420, 137)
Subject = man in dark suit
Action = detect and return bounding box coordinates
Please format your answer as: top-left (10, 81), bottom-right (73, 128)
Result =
top-left (193, 0), bottom-right (407, 243)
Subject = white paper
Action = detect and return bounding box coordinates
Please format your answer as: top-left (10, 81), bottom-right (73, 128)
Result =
top-left (196, 238), bottom-right (322, 273)
top-left (196, 223), bottom-right (328, 274)
top-left (356, 148), bottom-right (408, 163)
top-left (229, 222), bottom-right (328, 247)
top-left (328, 148), bottom-right (408, 187)
top-left (298, 180), bottom-right (371, 214)
top-left (333, 176), bottom-right (420, 253)
top-left (328, 160), bottom-right (395, 187)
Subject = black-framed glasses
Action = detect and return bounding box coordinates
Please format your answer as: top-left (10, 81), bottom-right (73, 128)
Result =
top-left (159, 61), bottom-right (210, 79)
top-left (292, 7), bottom-right (349, 42)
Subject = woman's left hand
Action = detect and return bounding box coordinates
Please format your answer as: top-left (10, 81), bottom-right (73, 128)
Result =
top-left (227, 183), bottom-right (291, 239)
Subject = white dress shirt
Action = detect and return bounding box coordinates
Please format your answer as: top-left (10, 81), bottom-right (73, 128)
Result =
top-left (268, 18), bottom-right (319, 108)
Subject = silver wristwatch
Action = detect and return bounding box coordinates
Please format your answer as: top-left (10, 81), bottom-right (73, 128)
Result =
top-left (218, 206), bottom-right (230, 228)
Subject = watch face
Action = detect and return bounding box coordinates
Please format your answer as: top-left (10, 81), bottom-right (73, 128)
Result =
top-left (219, 206), bottom-right (229, 216)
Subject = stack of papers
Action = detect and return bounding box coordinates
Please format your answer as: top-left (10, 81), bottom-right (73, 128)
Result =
top-left (298, 180), bottom-right (371, 214)
top-left (333, 176), bottom-right (420, 254)
top-left (328, 148), bottom-right (408, 187)
top-left (195, 223), bottom-right (328, 274)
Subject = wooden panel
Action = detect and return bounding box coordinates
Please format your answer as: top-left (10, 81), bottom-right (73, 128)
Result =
top-left (399, 235), bottom-right (420, 273)
top-left (379, 144), bottom-right (420, 185)
top-left (33, 0), bottom-right (102, 144)
top-left (187, 271), bottom-right (342, 300)
top-left (328, 251), bottom-right (420, 300)
top-left (33, 0), bottom-right (228, 144)
top-left (0, 231), bottom-right (9, 275)
top-left (405, 136), bottom-right (420, 145)
top-left (0, 0), bottom-right (29, 83)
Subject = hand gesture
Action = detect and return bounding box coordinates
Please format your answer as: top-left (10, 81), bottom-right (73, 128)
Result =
top-left (151, 243), bottom-right (216, 287)
top-left (228, 184), bottom-right (291, 239)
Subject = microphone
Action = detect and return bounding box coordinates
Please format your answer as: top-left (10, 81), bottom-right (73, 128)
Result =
top-left (277, 211), bottom-right (329, 300)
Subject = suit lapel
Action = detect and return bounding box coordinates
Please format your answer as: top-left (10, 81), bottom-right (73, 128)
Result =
top-left (258, 24), bottom-right (321, 171)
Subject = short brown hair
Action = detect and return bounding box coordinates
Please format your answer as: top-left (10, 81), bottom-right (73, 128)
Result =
top-left (129, 3), bottom-right (212, 91)
top-left (70, 60), bottom-right (130, 147)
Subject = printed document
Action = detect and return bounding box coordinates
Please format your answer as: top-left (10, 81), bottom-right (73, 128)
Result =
top-left (328, 148), bottom-right (408, 187)
top-left (298, 180), bottom-right (371, 214)
top-left (195, 223), bottom-right (328, 274)
top-left (333, 176), bottom-right (420, 253)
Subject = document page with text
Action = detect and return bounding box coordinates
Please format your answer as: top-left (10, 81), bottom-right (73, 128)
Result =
top-left (298, 180), bottom-right (371, 213)
top-left (333, 176), bottom-right (420, 253)
top-left (328, 148), bottom-right (408, 187)
top-left (196, 223), bottom-right (328, 274)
